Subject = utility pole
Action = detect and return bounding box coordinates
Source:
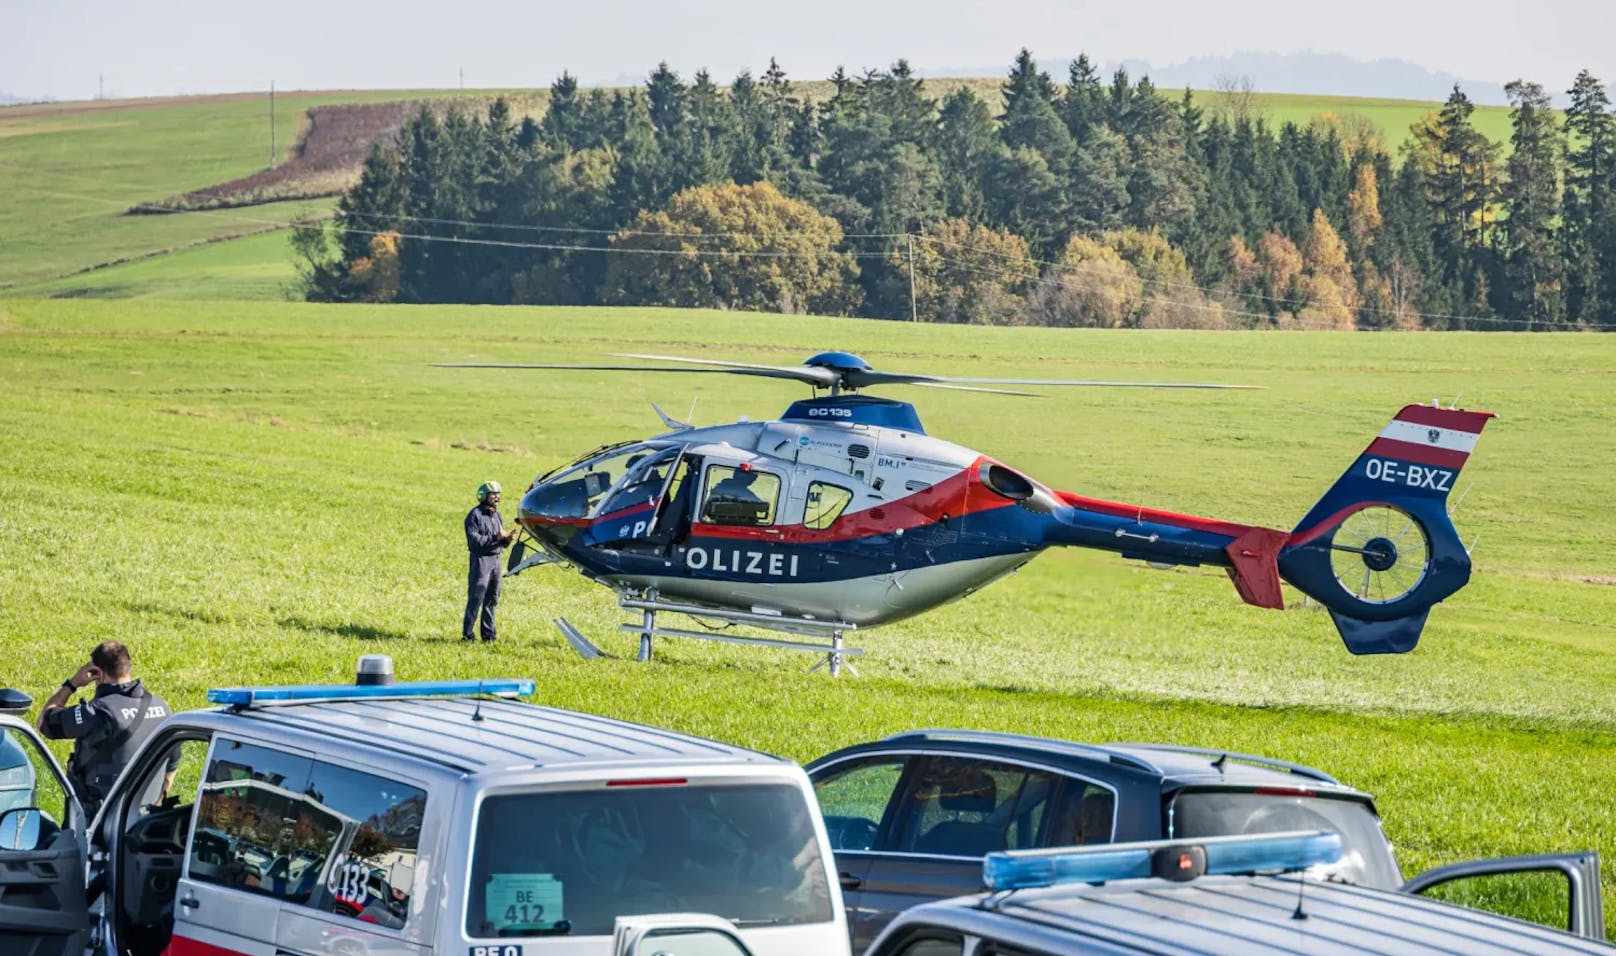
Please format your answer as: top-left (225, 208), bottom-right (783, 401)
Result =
top-left (268, 80), bottom-right (276, 168)
top-left (460, 67), bottom-right (465, 90)
top-left (906, 234), bottom-right (919, 322)
top-left (97, 74), bottom-right (103, 100)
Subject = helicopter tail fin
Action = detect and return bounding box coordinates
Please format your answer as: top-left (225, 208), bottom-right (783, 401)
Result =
top-left (1276, 403), bottom-right (1495, 654)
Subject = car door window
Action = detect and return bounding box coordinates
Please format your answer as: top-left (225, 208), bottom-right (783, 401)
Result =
top-left (1044, 780), bottom-right (1116, 847)
top-left (300, 759), bottom-right (427, 929)
top-left (812, 757), bottom-right (906, 851)
top-left (189, 740), bottom-right (335, 902)
top-left (1416, 870), bottom-right (1574, 934)
top-left (0, 726), bottom-right (69, 830)
top-left (894, 757), bottom-right (1059, 857)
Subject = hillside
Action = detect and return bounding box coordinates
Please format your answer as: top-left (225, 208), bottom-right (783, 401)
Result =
top-left (0, 84), bottom-right (1512, 300)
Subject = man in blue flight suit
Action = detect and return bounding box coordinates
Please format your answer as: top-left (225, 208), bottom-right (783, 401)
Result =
top-left (37, 641), bottom-right (175, 819)
top-left (464, 480), bottom-right (516, 642)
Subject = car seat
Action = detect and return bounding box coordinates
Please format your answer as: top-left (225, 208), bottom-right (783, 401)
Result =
top-left (915, 770), bottom-right (1001, 856)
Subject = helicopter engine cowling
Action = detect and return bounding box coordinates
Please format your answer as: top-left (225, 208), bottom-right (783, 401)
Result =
top-left (978, 462), bottom-right (1060, 514)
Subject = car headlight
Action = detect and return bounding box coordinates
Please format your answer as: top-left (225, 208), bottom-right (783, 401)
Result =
top-left (0, 764), bottom-right (31, 787)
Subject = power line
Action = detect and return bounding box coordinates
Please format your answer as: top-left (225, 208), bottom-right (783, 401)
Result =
top-left (6, 162), bottom-right (1611, 330)
top-left (341, 209), bottom-right (909, 241)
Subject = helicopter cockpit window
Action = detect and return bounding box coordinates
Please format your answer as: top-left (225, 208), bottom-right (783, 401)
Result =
top-left (598, 447), bottom-right (681, 517)
top-left (804, 482), bottom-right (854, 530)
top-left (701, 465), bottom-right (781, 527)
top-left (527, 443), bottom-right (667, 520)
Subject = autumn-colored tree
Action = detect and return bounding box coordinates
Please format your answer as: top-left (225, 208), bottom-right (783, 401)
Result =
top-left (1293, 275), bottom-right (1356, 329)
top-left (1226, 236), bottom-right (1260, 288)
top-left (1256, 230), bottom-right (1305, 303)
top-left (1346, 163), bottom-right (1383, 248)
top-left (1303, 209), bottom-right (1359, 314)
top-left (1028, 235), bottom-right (1144, 327)
top-left (601, 180), bottom-right (860, 314)
top-left (1104, 228), bottom-right (1223, 328)
top-left (346, 231), bottom-right (402, 303)
top-left (898, 219), bottom-right (1030, 324)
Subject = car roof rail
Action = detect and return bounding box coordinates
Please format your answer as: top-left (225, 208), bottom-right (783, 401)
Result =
top-left (1104, 742), bottom-right (1340, 786)
top-left (880, 729), bottom-right (1162, 775)
top-left (207, 679), bottom-right (534, 710)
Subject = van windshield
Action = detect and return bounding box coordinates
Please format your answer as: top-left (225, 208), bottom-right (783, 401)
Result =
top-left (466, 782), bottom-right (834, 938)
top-left (1169, 789), bottom-right (1402, 889)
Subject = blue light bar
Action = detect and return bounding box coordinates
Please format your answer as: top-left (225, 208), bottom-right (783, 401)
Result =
top-left (206, 678), bottom-right (536, 708)
top-left (983, 830), bottom-right (1343, 892)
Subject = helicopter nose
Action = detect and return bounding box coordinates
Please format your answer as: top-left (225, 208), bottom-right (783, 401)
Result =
top-left (521, 476), bottom-right (588, 521)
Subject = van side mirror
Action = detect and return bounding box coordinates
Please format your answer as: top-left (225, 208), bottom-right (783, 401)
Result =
top-left (0, 689), bottom-right (32, 715)
top-left (0, 807), bottom-right (44, 850)
top-left (613, 915), bottom-right (755, 956)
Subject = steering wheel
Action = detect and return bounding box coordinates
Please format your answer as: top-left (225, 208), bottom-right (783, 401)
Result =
top-left (830, 817), bottom-right (880, 851)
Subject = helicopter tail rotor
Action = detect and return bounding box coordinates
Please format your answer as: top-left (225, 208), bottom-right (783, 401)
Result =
top-left (1276, 404), bottom-right (1495, 654)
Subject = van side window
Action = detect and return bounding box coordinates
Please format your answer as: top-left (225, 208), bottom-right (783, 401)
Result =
top-left (303, 760), bottom-right (427, 929)
top-left (700, 466), bottom-right (781, 526)
top-left (804, 482), bottom-right (853, 530)
top-left (190, 741), bottom-right (332, 903)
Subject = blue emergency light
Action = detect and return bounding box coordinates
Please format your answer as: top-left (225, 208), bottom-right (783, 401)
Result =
top-left (207, 678), bottom-right (535, 708)
top-left (982, 829), bottom-right (1343, 892)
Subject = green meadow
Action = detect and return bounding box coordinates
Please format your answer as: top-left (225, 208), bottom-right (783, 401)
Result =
top-left (1, 297), bottom-right (1613, 927)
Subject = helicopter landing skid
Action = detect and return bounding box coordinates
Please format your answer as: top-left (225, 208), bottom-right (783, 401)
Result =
top-left (555, 595), bottom-right (863, 676)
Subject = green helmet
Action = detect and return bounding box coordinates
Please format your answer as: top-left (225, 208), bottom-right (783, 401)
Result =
top-left (477, 480), bottom-right (503, 502)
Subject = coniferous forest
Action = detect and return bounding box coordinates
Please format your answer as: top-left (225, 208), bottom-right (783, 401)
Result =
top-left (295, 51), bottom-right (1616, 331)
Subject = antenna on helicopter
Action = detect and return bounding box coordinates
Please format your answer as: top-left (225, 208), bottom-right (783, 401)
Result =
top-left (652, 403), bottom-right (693, 431)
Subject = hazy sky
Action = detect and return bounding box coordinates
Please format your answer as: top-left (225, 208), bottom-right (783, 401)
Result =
top-left (4, 0), bottom-right (1613, 101)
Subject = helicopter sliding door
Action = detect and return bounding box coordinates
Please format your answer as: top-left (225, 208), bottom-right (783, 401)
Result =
top-left (587, 447), bottom-right (699, 553)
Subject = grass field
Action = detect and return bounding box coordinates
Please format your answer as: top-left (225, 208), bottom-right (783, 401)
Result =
top-left (1, 297), bottom-right (1612, 928)
top-left (0, 89), bottom-right (519, 290)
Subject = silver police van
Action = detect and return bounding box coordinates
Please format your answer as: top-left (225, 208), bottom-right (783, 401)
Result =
top-left (0, 660), bottom-right (849, 956)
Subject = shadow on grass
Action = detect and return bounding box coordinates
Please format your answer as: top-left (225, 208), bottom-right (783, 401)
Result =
top-left (123, 599), bottom-right (242, 628)
top-left (277, 615), bottom-right (414, 642)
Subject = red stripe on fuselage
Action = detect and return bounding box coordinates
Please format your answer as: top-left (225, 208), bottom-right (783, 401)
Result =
top-left (1392, 404), bottom-right (1494, 432)
top-left (679, 459), bottom-right (1021, 544)
top-left (1054, 491), bottom-right (1262, 539)
top-left (1363, 437), bottom-right (1469, 469)
top-left (164, 937), bottom-right (248, 956)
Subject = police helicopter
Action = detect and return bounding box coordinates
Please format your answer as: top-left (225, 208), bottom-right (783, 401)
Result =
top-left (437, 351), bottom-right (1492, 675)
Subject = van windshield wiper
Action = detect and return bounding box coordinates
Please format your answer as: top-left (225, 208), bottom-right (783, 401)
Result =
top-left (499, 920), bottom-right (572, 937)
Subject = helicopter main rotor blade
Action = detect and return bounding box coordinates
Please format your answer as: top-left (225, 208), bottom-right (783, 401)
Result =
top-left (909, 382), bottom-right (1041, 397)
top-left (611, 353), bottom-right (840, 387)
top-left (849, 369), bottom-right (1261, 390)
top-left (431, 362), bottom-right (826, 385)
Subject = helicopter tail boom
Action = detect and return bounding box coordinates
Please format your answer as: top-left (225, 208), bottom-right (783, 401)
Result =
top-left (1047, 403), bottom-right (1493, 654)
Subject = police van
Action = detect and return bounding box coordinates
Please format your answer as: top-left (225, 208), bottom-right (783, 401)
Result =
top-left (0, 659), bottom-right (849, 956)
top-left (861, 831), bottom-right (1614, 956)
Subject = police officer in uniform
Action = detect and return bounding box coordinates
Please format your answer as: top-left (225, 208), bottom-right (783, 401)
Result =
top-left (464, 480), bottom-right (516, 642)
top-left (37, 641), bottom-right (174, 818)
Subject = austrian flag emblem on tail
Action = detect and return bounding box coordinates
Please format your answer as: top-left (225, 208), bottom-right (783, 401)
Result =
top-left (1428, 428), bottom-right (1441, 443)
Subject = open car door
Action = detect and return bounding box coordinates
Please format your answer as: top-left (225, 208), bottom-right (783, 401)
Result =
top-left (1405, 852), bottom-right (1605, 941)
top-left (0, 691), bottom-right (91, 956)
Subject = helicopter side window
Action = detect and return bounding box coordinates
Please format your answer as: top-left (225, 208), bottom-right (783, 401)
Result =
top-left (701, 465), bottom-right (780, 527)
top-left (804, 482), bottom-right (854, 530)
